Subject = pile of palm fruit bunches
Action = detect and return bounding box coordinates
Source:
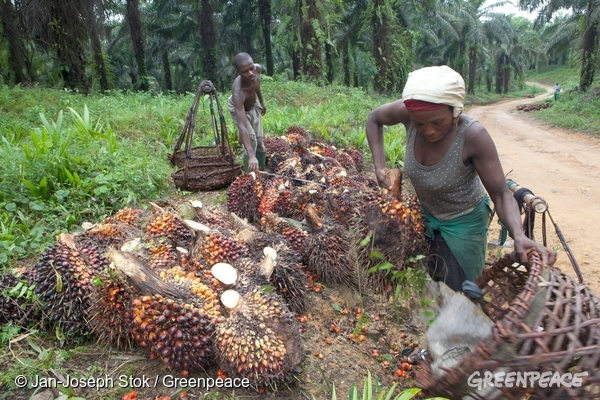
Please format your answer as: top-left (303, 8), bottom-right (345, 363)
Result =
top-left (0, 125), bottom-right (426, 391)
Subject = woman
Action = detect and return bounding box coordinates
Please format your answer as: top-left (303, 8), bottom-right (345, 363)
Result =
top-left (366, 65), bottom-right (556, 293)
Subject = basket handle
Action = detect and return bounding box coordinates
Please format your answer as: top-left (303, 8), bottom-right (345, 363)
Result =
top-left (170, 85), bottom-right (203, 166)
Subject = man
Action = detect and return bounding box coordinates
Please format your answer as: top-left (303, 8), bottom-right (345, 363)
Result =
top-left (227, 52), bottom-right (267, 172)
top-left (553, 83), bottom-right (561, 101)
top-left (366, 65), bottom-right (556, 294)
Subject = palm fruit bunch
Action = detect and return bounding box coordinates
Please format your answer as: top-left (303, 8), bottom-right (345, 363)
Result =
top-left (263, 136), bottom-right (292, 157)
top-left (273, 156), bottom-right (303, 180)
top-left (343, 146), bottom-right (364, 172)
top-left (130, 294), bottom-right (215, 377)
top-left (288, 183), bottom-right (327, 220)
top-left (0, 268), bottom-right (39, 325)
top-left (285, 125), bottom-right (309, 152)
top-left (87, 269), bottom-right (135, 349)
top-left (215, 287), bottom-right (303, 389)
top-left (267, 242), bottom-right (308, 314)
top-left (148, 239), bottom-right (181, 270)
top-left (103, 207), bottom-right (144, 227)
top-left (145, 211), bottom-right (194, 247)
top-left (31, 242), bottom-right (108, 338)
top-left (190, 201), bottom-right (234, 232)
top-left (321, 186), bottom-right (366, 227)
top-left (227, 173), bottom-right (264, 222)
top-left (194, 229), bottom-right (250, 267)
top-left (257, 177), bottom-right (294, 218)
top-left (309, 140), bottom-right (339, 160)
top-left (260, 213), bottom-right (308, 252)
top-left (158, 266), bottom-right (222, 320)
top-left (355, 170), bottom-right (427, 292)
top-left (75, 223), bottom-right (129, 253)
top-left (301, 204), bottom-right (358, 288)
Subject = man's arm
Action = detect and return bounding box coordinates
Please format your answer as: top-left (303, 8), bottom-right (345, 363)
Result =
top-left (255, 64), bottom-right (266, 116)
top-left (365, 100), bottom-right (410, 188)
top-left (467, 124), bottom-right (557, 266)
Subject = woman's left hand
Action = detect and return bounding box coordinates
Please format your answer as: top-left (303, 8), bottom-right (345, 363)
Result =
top-left (513, 236), bottom-right (557, 266)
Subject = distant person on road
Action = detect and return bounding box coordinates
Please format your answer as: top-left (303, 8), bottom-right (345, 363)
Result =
top-left (227, 52), bottom-right (267, 173)
top-left (553, 83), bottom-right (561, 101)
top-left (365, 65), bottom-right (557, 295)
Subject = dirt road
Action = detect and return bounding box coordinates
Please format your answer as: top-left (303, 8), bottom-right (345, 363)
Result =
top-left (468, 85), bottom-right (600, 291)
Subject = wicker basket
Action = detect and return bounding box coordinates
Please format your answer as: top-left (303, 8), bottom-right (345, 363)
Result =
top-left (417, 251), bottom-right (600, 399)
top-left (170, 80), bottom-right (241, 191)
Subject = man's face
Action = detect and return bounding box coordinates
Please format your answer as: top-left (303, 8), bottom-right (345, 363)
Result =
top-left (238, 59), bottom-right (256, 82)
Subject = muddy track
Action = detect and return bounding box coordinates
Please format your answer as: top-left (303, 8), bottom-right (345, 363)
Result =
top-left (468, 84), bottom-right (600, 291)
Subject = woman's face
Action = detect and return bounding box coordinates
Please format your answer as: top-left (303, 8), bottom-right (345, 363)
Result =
top-left (408, 106), bottom-right (454, 143)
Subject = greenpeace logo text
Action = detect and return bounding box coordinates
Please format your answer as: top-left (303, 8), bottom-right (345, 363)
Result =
top-left (468, 370), bottom-right (588, 390)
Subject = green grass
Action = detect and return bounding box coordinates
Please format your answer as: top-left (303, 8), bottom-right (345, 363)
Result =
top-left (525, 65), bottom-right (600, 136)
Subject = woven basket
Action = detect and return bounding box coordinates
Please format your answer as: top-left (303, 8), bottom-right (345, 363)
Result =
top-left (170, 80), bottom-right (241, 191)
top-left (417, 251), bottom-right (600, 399)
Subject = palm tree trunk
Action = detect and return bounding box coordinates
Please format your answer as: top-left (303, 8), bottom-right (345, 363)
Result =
top-left (468, 44), bottom-right (477, 95)
top-left (503, 54), bottom-right (510, 94)
top-left (300, 0), bottom-right (322, 79)
top-left (84, 1), bottom-right (109, 92)
top-left (580, 11), bottom-right (598, 91)
top-left (343, 43), bottom-right (350, 87)
top-left (48, 0), bottom-right (89, 93)
top-left (372, 0), bottom-right (392, 94)
top-left (258, 0), bottom-right (273, 76)
top-left (326, 41), bottom-right (334, 84)
top-left (0, 0), bottom-right (31, 85)
top-left (162, 49), bottom-right (172, 92)
top-left (126, 0), bottom-right (148, 91)
top-left (199, 0), bottom-right (218, 81)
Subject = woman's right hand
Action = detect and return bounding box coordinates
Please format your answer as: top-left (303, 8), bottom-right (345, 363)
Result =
top-left (375, 168), bottom-right (392, 190)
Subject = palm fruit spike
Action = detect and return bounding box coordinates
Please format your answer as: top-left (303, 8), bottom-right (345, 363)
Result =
top-left (103, 207), bottom-right (144, 227)
top-left (87, 269), bottom-right (135, 350)
top-left (194, 229), bottom-right (250, 267)
top-left (268, 242), bottom-right (308, 314)
top-left (214, 287), bottom-right (303, 390)
top-left (260, 213), bottom-right (308, 252)
top-left (157, 266), bottom-right (222, 320)
top-left (257, 177), bottom-right (294, 218)
top-left (227, 172), bottom-right (264, 222)
top-left (32, 242), bottom-right (108, 338)
top-left (0, 268), bottom-right (39, 326)
top-left (301, 204), bottom-right (359, 288)
top-left (145, 211), bottom-right (194, 247)
top-left (130, 294), bottom-right (215, 376)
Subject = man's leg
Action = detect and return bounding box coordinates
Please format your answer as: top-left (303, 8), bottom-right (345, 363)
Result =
top-left (250, 104), bottom-right (266, 171)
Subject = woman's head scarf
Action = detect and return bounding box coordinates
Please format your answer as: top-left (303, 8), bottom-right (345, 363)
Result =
top-left (402, 65), bottom-right (465, 118)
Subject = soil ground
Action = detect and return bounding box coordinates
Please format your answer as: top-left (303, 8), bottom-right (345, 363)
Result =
top-left (5, 85), bottom-right (599, 400)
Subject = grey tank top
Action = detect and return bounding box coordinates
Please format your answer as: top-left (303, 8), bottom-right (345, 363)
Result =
top-left (403, 116), bottom-right (485, 222)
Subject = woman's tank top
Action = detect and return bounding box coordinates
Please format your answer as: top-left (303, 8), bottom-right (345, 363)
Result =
top-left (403, 116), bottom-right (485, 222)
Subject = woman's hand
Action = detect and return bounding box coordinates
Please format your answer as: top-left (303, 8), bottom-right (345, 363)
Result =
top-left (375, 168), bottom-right (392, 190)
top-left (513, 235), bottom-right (557, 266)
